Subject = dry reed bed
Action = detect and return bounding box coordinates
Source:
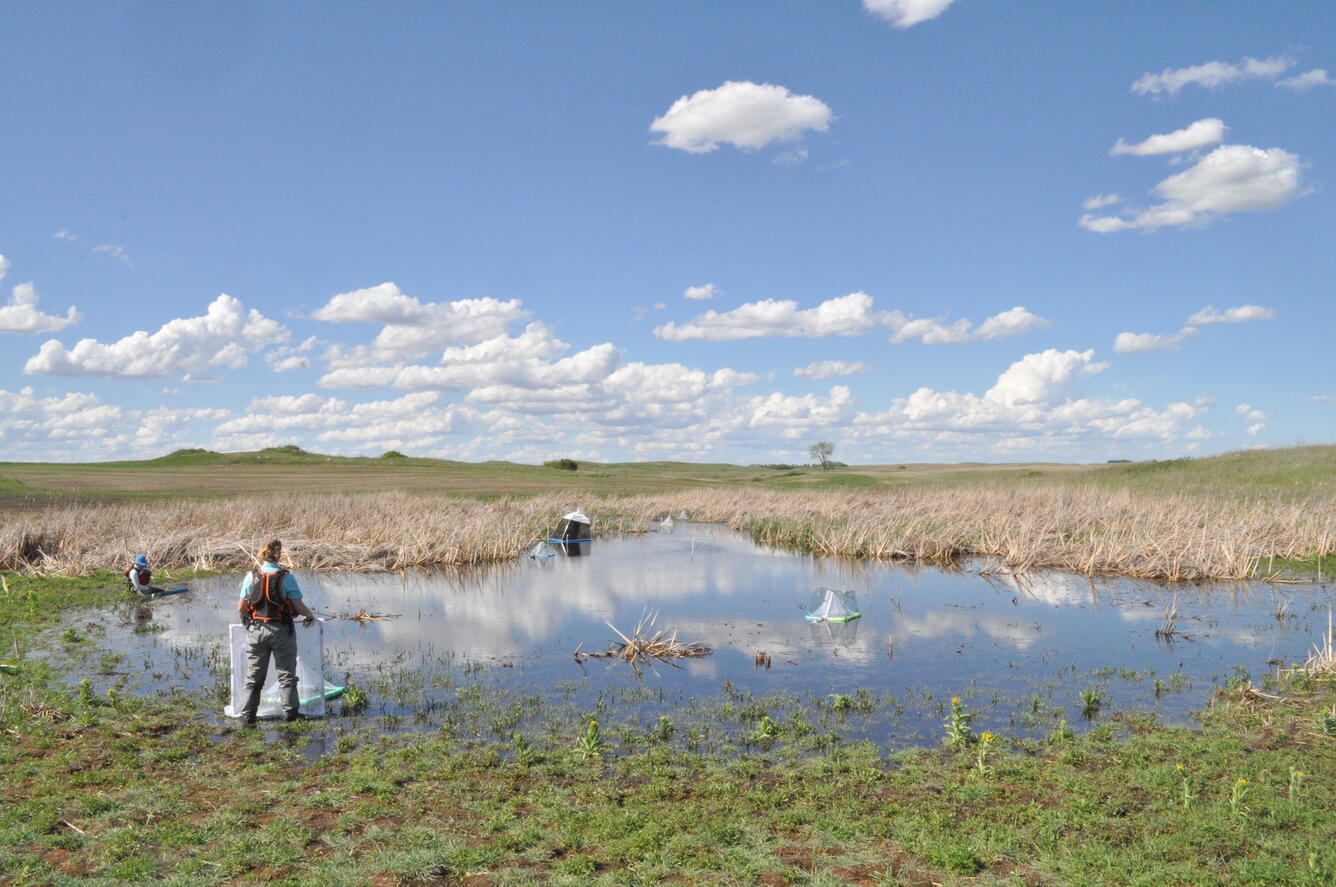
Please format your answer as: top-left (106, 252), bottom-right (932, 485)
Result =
top-left (2, 486), bottom-right (1333, 580)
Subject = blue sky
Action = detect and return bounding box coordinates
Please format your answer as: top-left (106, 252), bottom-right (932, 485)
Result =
top-left (2, 0), bottom-right (1333, 464)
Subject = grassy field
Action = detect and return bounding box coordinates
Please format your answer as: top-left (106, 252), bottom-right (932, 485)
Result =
top-left (0, 445), bottom-right (1098, 505)
top-left (3, 444), bottom-right (1334, 506)
top-left (1, 573), bottom-right (1334, 886)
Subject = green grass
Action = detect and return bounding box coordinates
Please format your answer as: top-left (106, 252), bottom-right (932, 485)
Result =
top-left (2, 663), bottom-right (1332, 885)
top-left (1090, 445), bottom-right (1336, 498)
top-left (6, 443), bottom-right (1334, 506)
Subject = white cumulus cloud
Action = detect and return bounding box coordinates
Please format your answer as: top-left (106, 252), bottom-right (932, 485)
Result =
top-left (654, 292), bottom-right (878, 341)
top-left (23, 294), bottom-right (287, 381)
top-left (683, 283), bottom-right (722, 301)
top-left (1113, 303), bottom-right (1274, 355)
top-left (886, 305), bottom-right (1050, 345)
top-left (1187, 304), bottom-right (1276, 325)
top-left (93, 244), bottom-right (133, 266)
top-left (1235, 403), bottom-right (1269, 422)
top-left (1080, 145), bottom-right (1304, 232)
top-left (847, 350), bottom-right (1209, 456)
top-left (1111, 118), bottom-right (1225, 156)
top-left (984, 349), bottom-right (1107, 408)
top-left (319, 323), bottom-right (620, 392)
top-left (1131, 56), bottom-right (1294, 96)
top-left (1113, 327), bottom-right (1199, 354)
top-left (312, 282), bottom-right (527, 364)
top-left (794, 360), bottom-right (875, 379)
top-left (657, 296), bottom-right (1048, 345)
top-left (0, 386), bottom-right (230, 461)
top-left (0, 257), bottom-right (83, 334)
top-left (212, 391), bottom-right (480, 452)
top-left (650, 81), bottom-right (833, 154)
top-left (747, 386), bottom-right (856, 430)
top-left (863, 0), bottom-right (958, 29)
top-left (1082, 193), bottom-right (1122, 210)
top-left (1278, 69), bottom-right (1336, 90)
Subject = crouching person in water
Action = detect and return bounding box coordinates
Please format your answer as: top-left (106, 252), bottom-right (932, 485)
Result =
top-left (125, 555), bottom-right (163, 595)
top-left (237, 539), bottom-right (316, 726)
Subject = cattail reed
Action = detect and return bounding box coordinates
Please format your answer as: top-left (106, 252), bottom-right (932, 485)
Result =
top-left (2, 485), bottom-right (1333, 581)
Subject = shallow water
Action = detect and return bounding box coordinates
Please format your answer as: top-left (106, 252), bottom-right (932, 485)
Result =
top-left (58, 522), bottom-right (1333, 749)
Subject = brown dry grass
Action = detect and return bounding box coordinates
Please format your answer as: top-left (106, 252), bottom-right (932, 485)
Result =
top-left (2, 485), bottom-right (1333, 580)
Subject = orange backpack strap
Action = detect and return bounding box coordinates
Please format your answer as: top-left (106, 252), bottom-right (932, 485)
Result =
top-left (246, 569), bottom-right (293, 623)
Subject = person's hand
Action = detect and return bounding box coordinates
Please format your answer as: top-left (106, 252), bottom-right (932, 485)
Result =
top-left (302, 615), bottom-right (315, 627)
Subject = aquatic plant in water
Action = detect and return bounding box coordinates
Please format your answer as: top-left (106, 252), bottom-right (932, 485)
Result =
top-left (341, 681), bottom-right (369, 715)
top-left (576, 718), bottom-right (607, 759)
top-left (650, 716), bottom-right (674, 743)
top-left (747, 715), bottom-right (780, 745)
top-left (944, 697), bottom-right (972, 747)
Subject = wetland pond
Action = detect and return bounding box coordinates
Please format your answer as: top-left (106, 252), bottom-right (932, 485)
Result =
top-left (56, 521), bottom-right (1332, 754)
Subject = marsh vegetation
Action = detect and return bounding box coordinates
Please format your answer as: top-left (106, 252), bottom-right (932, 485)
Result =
top-left (3, 480), bottom-right (1332, 580)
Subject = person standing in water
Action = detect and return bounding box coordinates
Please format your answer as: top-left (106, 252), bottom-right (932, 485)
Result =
top-left (237, 539), bottom-right (316, 726)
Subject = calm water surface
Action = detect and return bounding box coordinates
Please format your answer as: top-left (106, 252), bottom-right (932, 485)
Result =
top-left (62, 522), bottom-right (1333, 748)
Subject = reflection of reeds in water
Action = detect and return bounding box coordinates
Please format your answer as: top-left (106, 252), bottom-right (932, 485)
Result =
top-left (574, 610), bottom-right (711, 672)
top-left (2, 485), bottom-right (1333, 580)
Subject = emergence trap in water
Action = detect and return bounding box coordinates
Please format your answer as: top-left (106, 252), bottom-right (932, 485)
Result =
top-left (804, 587), bottom-right (861, 623)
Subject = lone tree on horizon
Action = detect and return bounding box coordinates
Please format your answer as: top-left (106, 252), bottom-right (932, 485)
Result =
top-left (808, 440), bottom-right (834, 470)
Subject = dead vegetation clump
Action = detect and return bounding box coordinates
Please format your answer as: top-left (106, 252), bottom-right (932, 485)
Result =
top-left (1300, 608), bottom-right (1336, 678)
top-left (574, 610), bottom-right (712, 672)
top-left (1154, 595), bottom-right (1187, 643)
top-left (322, 608), bottom-right (399, 624)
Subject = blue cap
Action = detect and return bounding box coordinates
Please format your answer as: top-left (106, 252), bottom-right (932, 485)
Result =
top-left (134, 555), bottom-right (149, 567)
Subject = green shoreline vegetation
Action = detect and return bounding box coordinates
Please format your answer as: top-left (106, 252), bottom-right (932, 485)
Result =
top-left (2, 446), bottom-right (1335, 884)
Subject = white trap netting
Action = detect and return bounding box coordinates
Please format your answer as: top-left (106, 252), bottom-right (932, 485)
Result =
top-left (223, 621), bottom-right (339, 719)
top-left (804, 587), bottom-right (861, 623)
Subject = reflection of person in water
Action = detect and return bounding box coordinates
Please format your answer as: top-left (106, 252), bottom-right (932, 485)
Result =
top-left (124, 555), bottom-right (163, 595)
